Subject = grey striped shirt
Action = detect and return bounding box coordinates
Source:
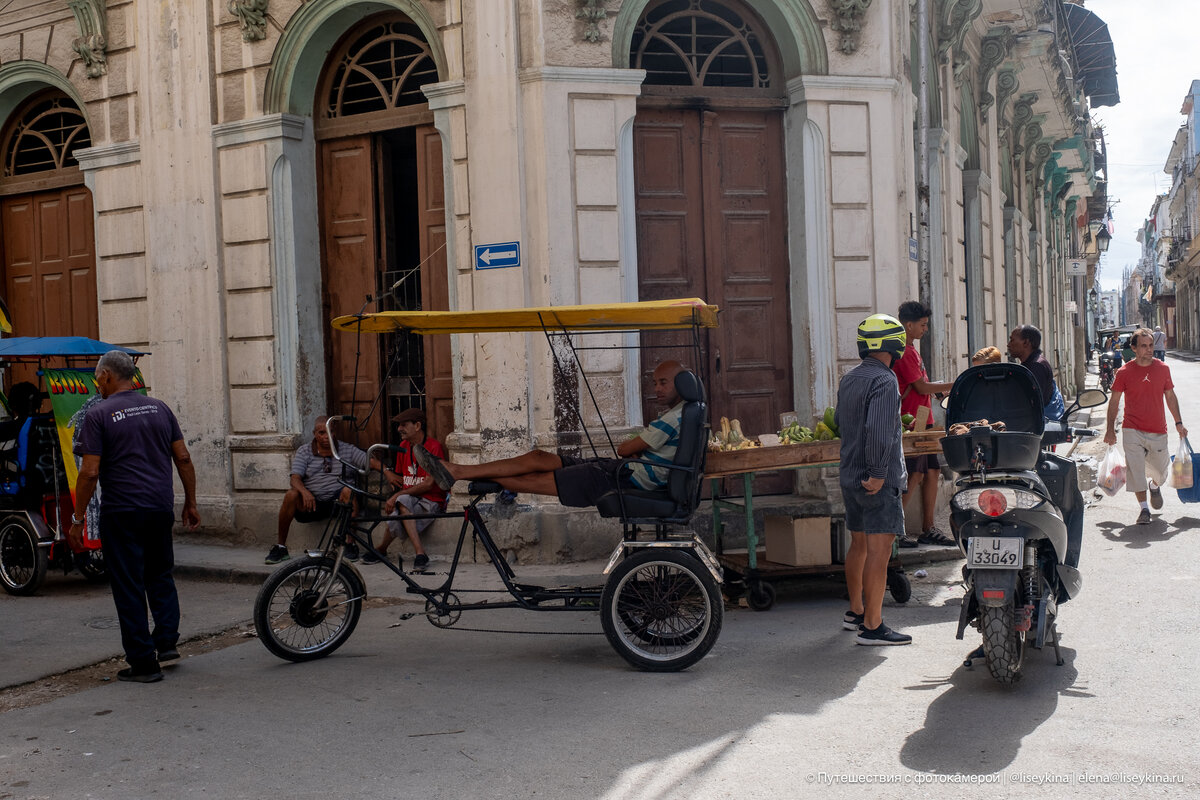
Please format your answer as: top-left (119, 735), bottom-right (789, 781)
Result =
top-left (835, 357), bottom-right (907, 491)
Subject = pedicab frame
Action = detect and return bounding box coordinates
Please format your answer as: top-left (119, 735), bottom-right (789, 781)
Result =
top-left (253, 298), bottom-right (725, 671)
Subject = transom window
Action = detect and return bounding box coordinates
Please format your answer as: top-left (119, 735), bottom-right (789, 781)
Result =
top-left (2, 93), bottom-right (91, 178)
top-left (631, 0), bottom-right (773, 90)
top-left (321, 19), bottom-right (439, 120)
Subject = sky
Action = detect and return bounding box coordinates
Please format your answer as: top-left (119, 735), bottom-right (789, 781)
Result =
top-left (1085, 0), bottom-right (1200, 291)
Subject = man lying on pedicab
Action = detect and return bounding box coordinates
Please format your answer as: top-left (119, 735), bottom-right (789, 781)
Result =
top-left (414, 361), bottom-right (686, 506)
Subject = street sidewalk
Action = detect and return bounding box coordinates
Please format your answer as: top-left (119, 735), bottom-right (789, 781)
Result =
top-left (1166, 348), bottom-right (1200, 362)
top-left (171, 535), bottom-right (963, 596)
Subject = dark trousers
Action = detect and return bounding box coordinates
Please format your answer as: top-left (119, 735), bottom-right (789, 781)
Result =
top-left (100, 510), bottom-right (179, 668)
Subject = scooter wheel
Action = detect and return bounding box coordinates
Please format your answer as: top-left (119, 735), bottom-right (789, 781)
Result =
top-left (0, 516), bottom-right (48, 596)
top-left (887, 570), bottom-right (912, 604)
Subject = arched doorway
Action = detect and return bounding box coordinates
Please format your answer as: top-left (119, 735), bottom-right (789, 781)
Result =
top-left (631, 0), bottom-right (793, 493)
top-left (315, 14), bottom-right (450, 444)
top-left (0, 90), bottom-right (96, 386)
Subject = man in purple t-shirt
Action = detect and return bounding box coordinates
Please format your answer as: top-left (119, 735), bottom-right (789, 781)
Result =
top-left (70, 350), bottom-right (200, 683)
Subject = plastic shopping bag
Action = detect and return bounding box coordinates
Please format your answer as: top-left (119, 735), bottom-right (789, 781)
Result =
top-left (1097, 444), bottom-right (1126, 497)
top-left (1173, 438), bottom-right (1199, 502)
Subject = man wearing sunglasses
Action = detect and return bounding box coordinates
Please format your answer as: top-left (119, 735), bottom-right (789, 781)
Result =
top-left (266, 416), bottom-right (368, 564)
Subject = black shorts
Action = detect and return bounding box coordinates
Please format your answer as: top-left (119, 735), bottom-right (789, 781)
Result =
top-left (554, 456), bottom-right (634, 508)
top-left (294, 497), bottom-right (336, 523)
top-left (904, 454), bottom-right (938, 476)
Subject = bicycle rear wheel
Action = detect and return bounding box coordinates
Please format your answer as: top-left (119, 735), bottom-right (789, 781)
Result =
top-left (254, 556), bottom-right (364, 662)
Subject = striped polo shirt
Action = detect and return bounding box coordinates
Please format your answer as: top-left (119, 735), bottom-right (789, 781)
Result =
top-left (628, 402), bottom-right (684, 490)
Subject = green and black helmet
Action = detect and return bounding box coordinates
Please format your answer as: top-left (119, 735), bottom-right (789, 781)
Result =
top-left (856, 313), bottom-right (907, 360)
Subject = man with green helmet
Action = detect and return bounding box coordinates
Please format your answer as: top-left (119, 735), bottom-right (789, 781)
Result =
top-left (834, 313), bottom-right (912, 646)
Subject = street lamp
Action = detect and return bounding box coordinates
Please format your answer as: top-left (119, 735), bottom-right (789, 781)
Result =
top-left (1094, 226), bottom-right (1111, 252)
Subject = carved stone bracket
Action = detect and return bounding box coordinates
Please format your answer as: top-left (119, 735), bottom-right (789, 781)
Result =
top-left (229, 0), bottom-right (269, 43)
top-left (68, 0), bottom-right (108, 79)
top-left (976, 29), bottom-right (1012, 120)
top-left (937, 0), bottom-right (982, 82)
top-left (576, 0), bottom-right (607, 44)
top-left (829, 0), bottom-right (874, 55)
top-left (995, 68), bottom-right (1019, 131)
top-left (1010, 91), bottom-right (1037, 156)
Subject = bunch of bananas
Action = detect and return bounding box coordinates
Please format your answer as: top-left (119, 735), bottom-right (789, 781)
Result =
top-left (779, 421), bottom-right (814, 444)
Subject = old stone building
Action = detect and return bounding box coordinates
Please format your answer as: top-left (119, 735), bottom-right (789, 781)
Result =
top-left (0, 0), bottom-right (1115, 558)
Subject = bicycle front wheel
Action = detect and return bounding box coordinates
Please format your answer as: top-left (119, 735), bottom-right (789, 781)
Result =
top-left (254, 556), bottom-right (364, 662)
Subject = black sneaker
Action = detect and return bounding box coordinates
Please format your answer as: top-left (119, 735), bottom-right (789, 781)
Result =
top-left (413, 445), bottom-right (456, 491)
top-left (342, 541), bottom-right (360, 562)
top-left (897, 535), bottom-right (919, 549)
top-left (842, 610), bottom-right (864, 631)
top-left (360, 551), bottom-right (383, 565)
top-left (1149, 482), bottom-right (1163, 510)
top-left (855, 623), bottom-right (912, 646)
top-left (118, 666), bottom-right (163, 683)
top-left (157, 648), bottom-right (180, 663)
top-left (264, 544), bottom-right (290, 565)
top-left (918, 527), bottom-right (955, 546)
top-left (413, 553), bottom-right (430, 570)
top-left (1136, 507), bottom-right (1152, 525)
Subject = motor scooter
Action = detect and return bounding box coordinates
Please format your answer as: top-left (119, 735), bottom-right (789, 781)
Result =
top-left (1097, 350), bottom-right (1119, 392)
top-left (940, 363), bottom-right (1106, 685)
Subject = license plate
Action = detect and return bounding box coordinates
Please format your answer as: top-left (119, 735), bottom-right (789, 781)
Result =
top-left (967, 537), bottom-right (1023, 569)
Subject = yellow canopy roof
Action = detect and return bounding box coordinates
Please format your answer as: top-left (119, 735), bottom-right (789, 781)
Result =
top-left (331, 298), bottom-right (719, 334)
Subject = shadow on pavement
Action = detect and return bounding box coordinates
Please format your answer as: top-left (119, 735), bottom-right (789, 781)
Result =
top-left (900, 644), bottom-right (1089, 774)
top-left (1096, 518), bottom-right (1185, 549)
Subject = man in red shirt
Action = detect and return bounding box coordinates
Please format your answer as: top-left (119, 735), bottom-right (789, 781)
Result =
top-left (362, 408), bottom-right (447, 569)
top-left (1104, 328), bottom-right (1188, 525)
top-left (893, 301), bottom-right (954, 547)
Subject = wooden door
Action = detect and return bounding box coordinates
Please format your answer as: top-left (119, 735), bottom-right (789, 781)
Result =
top-left (635, 107), bottom-right (792, 493)
top-left (2, 187), bottom-right (97, 386)
top-left (319, 135), bottom-right (382, 442)
top-left (414, 125), bottom-right (453, 441)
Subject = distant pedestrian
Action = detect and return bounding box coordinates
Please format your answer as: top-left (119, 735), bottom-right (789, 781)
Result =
top-left (835, 314), bottom-right (912, 646)
top-left (1152, 326), bottom-right (1167, 361)
top-left (1103, 328), bottom-right (1188, 525)
top-left (69, 351), bottom-right (200, 683)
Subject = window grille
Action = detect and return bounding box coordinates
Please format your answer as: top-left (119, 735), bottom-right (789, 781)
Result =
top-left (3, 94), bottom-right (91, 178)
top-left (322, 20), bottom-right (439, 120)
top-left (630, 0), bottom-right (771, 89)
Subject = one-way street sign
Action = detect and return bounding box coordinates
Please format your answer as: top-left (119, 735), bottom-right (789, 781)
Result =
top-left (475, 241), bottom-right (521, 270)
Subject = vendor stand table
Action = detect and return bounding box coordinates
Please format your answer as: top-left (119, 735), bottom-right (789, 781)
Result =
top-left (705, 430), bottom-right (946, 610)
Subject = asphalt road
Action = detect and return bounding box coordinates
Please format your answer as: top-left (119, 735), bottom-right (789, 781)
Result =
top-left (1, 357), bottom-right (1198, 799)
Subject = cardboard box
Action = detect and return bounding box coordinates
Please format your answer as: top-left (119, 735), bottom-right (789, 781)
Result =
top-left (764, 515), bottom-right (832, 567)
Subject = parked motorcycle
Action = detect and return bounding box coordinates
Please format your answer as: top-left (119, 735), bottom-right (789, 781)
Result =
top-left (940, 363), bottom-right (1106, 685)
top-left (1097, 350), bottom-right (1120, 392)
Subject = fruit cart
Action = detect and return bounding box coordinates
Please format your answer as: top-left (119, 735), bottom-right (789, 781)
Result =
top-left (706, 430), bottom-right (946, 611)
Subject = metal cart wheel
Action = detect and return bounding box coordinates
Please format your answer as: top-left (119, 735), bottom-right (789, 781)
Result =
top-left (254, 556), bottom-right (364, 662)
top-left (887, 569), bottom-right (911, 604)
top-left (746, 580), bottom-right (776, 611)
top-left (0, 515), bottom-right (48, 596)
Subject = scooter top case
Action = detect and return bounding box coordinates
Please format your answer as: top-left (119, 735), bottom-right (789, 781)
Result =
top-left (941, 363), bottom-right (1044, 473)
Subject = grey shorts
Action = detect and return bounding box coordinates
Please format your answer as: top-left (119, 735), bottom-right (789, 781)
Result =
top-left (387, 494), bottom-right (443, 534)
top-left (841, 484), bottom-right (905, 535)
top-left (554, 455), bottom-right (636, 508)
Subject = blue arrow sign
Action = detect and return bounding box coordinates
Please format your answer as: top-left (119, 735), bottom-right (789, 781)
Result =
top-left (475, 241), bottom-right (521, 270)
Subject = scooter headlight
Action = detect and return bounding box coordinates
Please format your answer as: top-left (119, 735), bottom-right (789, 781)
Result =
top-left (952, 487), bottom-right (1044, 516)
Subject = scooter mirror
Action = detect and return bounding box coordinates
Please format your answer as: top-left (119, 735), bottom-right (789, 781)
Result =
top-left (1076, 388), bottom-right (1108, 409)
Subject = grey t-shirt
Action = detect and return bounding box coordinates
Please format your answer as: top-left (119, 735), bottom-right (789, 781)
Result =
top-left (291, 441), bottom-right (367, 501)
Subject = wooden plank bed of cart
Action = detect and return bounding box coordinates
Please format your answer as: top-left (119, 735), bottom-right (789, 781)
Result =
top-left (705, 430), bottom-right (946, 611)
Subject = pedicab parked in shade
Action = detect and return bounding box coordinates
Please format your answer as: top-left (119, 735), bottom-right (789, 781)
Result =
top-left (254, 299), bottom-right (724, 671)
top-left (0, 337), bottom-right (148, 595)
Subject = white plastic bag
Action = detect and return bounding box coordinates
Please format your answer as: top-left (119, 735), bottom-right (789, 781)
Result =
top-left (1097, 444), bottom-right (1126, 497)
top-left (1171, 439), bottom-right (1194, 490)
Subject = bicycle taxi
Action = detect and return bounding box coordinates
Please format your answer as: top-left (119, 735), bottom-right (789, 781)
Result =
top-left (254, 298), bottom-right (724, 671)
top-left (0, 336), bottom-right (149, 594)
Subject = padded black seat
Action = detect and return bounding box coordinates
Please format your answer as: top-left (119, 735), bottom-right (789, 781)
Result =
top-left (595, 369), bottom-right (707, 525)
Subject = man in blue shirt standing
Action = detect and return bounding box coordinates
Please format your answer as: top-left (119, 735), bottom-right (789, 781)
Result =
top-left (836, 315), bottom-right (912, 646)
top-left (69, 350), bottom-right (200, 683)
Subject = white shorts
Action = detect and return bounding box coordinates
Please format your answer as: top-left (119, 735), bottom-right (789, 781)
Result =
top-left (387, 494), bottom-right (442, 535)
top-left (1122, 428), bottom-right (1169, 494)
